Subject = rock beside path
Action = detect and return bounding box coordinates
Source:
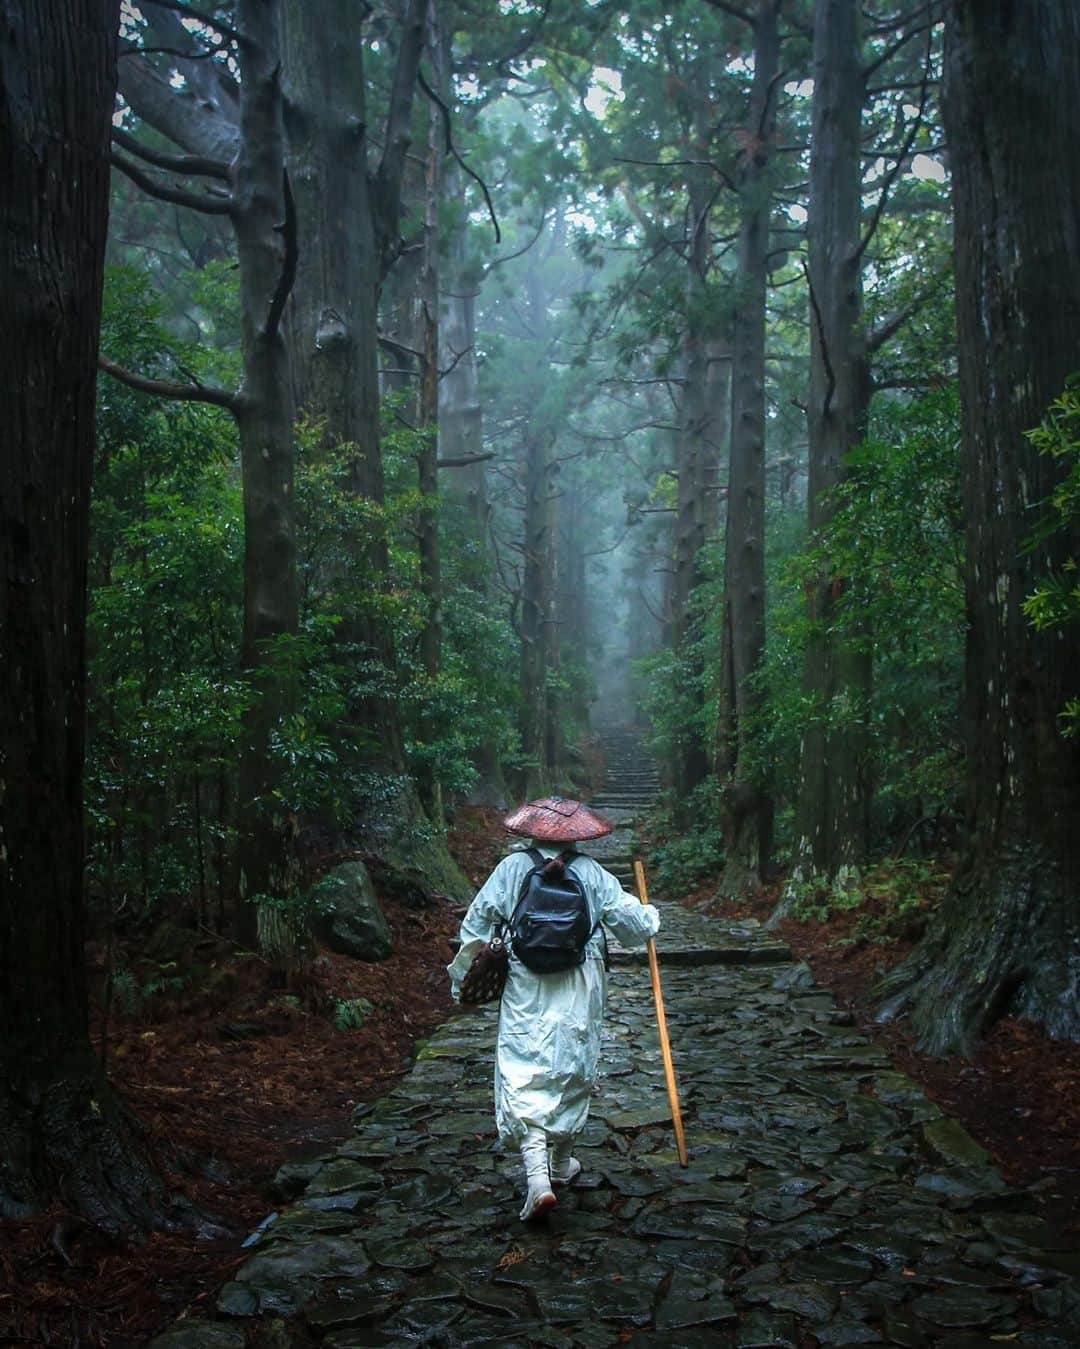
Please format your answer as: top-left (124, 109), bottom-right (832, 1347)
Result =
top-left (309, 860), bottom-right (394, 961)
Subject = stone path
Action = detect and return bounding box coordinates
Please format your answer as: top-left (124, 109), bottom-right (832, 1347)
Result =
top-left (151, 729), bottom-right (1080, 1349)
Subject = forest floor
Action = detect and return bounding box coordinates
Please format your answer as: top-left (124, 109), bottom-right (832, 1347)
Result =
top-left (0, 808), bottom-right (506, 1349)
top-left (3, 806), bottom-right (1078, 1348)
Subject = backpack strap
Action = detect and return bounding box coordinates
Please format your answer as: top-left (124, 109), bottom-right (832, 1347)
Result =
top-left (560, 851), bottom-right (609, 968)
top-left (508, 847), bottom-right (546, 930)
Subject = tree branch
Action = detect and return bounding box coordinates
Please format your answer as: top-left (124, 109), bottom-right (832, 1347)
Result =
top-left (867, 287), bottom-right (936, 352)
top-left (143, 0), bottom-right (241, 45)
top-left (98, 354), bottom-right (238, 411)
top-left (265, 170), bottom-right (298, 339)
top-left (613, 155), bottom-right (738, 193)
top-left (803, 260), bottom-right (836, 419)
top-left (373, 0), bottom-right (426, 270)
top-left (856, 29), bottom-right (933, 262)
top-left (700, 0), bottom-right (753, 23)
top-left (116, 40), bottom-right (239, 164)
top-left (111, 151), bottom-right (233, 213)
top-left (112, 127), bottom-right (231, 181)
top-left (862, 12), bottom-right (933, 80)
top-left (418, 66), bottom-right (502, 244)
top-left (437, 452), bottom-right (495, 469)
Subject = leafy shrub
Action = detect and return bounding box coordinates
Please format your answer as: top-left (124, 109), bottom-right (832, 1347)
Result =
top-left (1023, 375), bottom-right (1080, 735)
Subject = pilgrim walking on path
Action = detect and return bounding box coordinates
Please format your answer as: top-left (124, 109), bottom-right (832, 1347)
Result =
top-left (448, 796), bottom-right (661, 1220)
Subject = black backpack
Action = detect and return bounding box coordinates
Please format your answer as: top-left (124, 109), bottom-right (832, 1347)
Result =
top-left (508, 848), bottom-right (599, 974)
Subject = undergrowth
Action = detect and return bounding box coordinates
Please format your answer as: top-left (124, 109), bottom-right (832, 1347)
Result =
top-left (786, 856), bottom-right (950, 945)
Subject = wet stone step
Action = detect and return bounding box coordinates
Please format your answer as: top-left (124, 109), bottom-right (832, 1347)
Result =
top-left (148, 728), bottom-right (1075, 1348)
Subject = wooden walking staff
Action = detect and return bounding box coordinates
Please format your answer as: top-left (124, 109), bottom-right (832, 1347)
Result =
top-left (633, 858), bottom-right (689, 1167)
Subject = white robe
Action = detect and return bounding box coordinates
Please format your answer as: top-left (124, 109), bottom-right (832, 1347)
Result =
top-left (447, 844), bottom-right (661, 1144)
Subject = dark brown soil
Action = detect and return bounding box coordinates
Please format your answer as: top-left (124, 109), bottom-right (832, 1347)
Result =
top-left (0, 811), bottom-right (508, 1349)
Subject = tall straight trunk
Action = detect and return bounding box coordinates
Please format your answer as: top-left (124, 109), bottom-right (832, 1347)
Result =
top-left (788, 0), bottom-right (872, 888)
top-left (279, 1), bottom-right (467, 897)
top-left (521, 430), bottom-right (555, 795)
top-left (559, 495), bottom-right (591, 739)
top-left (627, 542), bottom-right (660, 728)
top-left (0, 0), bottom-right (171, 1228)
top-left (717, 0), bottom-right (781, 895)
top-left (232, 0), bottom-right (299, 947)
top-left (417, 0), bottom-right (446, 695)
top-left (281, 0), bottom-right (426, 780)
top-left (411, 0), bottom-right (447, 818)
top-left (876, 0), bottom-right (1080, 1054)
top-left (671, 174), bottom-right (721, 798)
top-left (439, 165), bottom-right (506, 806)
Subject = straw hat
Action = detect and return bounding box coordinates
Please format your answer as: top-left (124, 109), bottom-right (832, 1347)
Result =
top-left (503, 795), bottom-right (614, 843)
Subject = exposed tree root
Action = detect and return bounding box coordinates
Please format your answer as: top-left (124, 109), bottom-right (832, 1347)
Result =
top-left (873, 851), bottom-right (1080, 1056)
top-left (0, 1057), bottom-right (220, 1238)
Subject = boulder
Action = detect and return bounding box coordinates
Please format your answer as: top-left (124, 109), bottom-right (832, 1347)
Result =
top-left (309, 862), bottom-right (393, 961)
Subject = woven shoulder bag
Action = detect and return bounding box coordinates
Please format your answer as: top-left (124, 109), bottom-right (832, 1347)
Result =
top-left (459, 927), bottom-right (509, 1005)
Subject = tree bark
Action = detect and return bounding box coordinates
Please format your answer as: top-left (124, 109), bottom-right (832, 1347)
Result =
top-left (520, 429), bottom-right (556, 796)
top-left (281, 0), bottom-right (426, 788)
top-left (439, 163), bottom-right (507, 807)
top-left (717, 0), bottom-right (781, 896)
top-left (875, 0), bottom-right (1080, 1053)
top-left (0, 0), bottom-right (173, 1228)
top-left (229, 0), bottom-right (300, 948)
top-left (671, 170), bottom-right (722, 799)
top-left (787, 0), bottom-right (872, 889)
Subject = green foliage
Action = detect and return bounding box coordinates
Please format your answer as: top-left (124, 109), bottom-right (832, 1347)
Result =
top-left (1022, 375), bottom-right (1080, 735)
top-left (646, 782), bottom-right (726, 897)
top-left (90, 267), bottom-right (245, 913)
top-left (331, 997), bottom-right (375, 1031)
top-left (755, 388), bottom-right (966, 848)
top-left (785, 857), bottom-right (948, 947)
top-left (110, 961), bottom-right (189, 1017)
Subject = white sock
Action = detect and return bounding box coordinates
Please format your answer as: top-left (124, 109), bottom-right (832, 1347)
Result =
top-left (550, 1139), bottom-right (582, 1185)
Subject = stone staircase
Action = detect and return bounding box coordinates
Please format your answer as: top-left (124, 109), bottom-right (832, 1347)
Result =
top-left (587, 726), bottom-right (791, 969)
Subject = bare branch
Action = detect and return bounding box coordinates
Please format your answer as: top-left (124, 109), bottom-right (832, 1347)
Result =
top-left (111, 150), bottom-right (233, 213)
top-left (613, 155), bottom-right (738, 194)
top-left (700, 0), bottom-right (753, 24)
top-left (856, 28), bottom-right (933, 261)
top-left (120, 42), bottom-right (218, 61)
top-left (264, 170), bottom-right (298, 339)
top-left (143, 0), bottom-right (241, 45)
top-left (803, 260), bottom-right (836, 419)
top-left (437, 452), bottom-right (496, 469)
top-left (98, 353), bottom-right (238, 411)
top-left (374, 0), bottom-right (426, 269)
top-left (863, 11), bottom-right (933, 80)
top-left (112, 126), bottom-right (231, 180)
top-left (418, 66), bottom-right (501, 244)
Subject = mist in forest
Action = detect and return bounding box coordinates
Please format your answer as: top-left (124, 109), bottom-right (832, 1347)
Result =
top-left (4, 2), bottom-right (1080, 1292)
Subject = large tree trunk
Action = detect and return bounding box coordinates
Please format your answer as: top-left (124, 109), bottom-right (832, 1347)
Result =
top-left (439, 165), bottom-right (507, 807)
top-left (787, 0), bottom-right (872, 890)
top-left (717, 0), bottom-right (781, 897)
top-left (279, 0), bottom-right (469, 902)
top-left (520, 429), bottom-right (556, 796)
top-left (417, 0), bottom-right (446, 699)
top-left (281, 0), bottom-right (398, 776)
top-left (670, 173), bottom-right (722, 799)
top-left (0, 0), bottom-right (171, 1228)
top-left (875, 0), bottom-right (1080, 1054)
top-left (231, 0), bottom-right (301, 948)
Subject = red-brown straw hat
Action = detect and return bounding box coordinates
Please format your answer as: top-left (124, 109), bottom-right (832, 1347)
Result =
top-left (503, 795), bottom-right (614, 843)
